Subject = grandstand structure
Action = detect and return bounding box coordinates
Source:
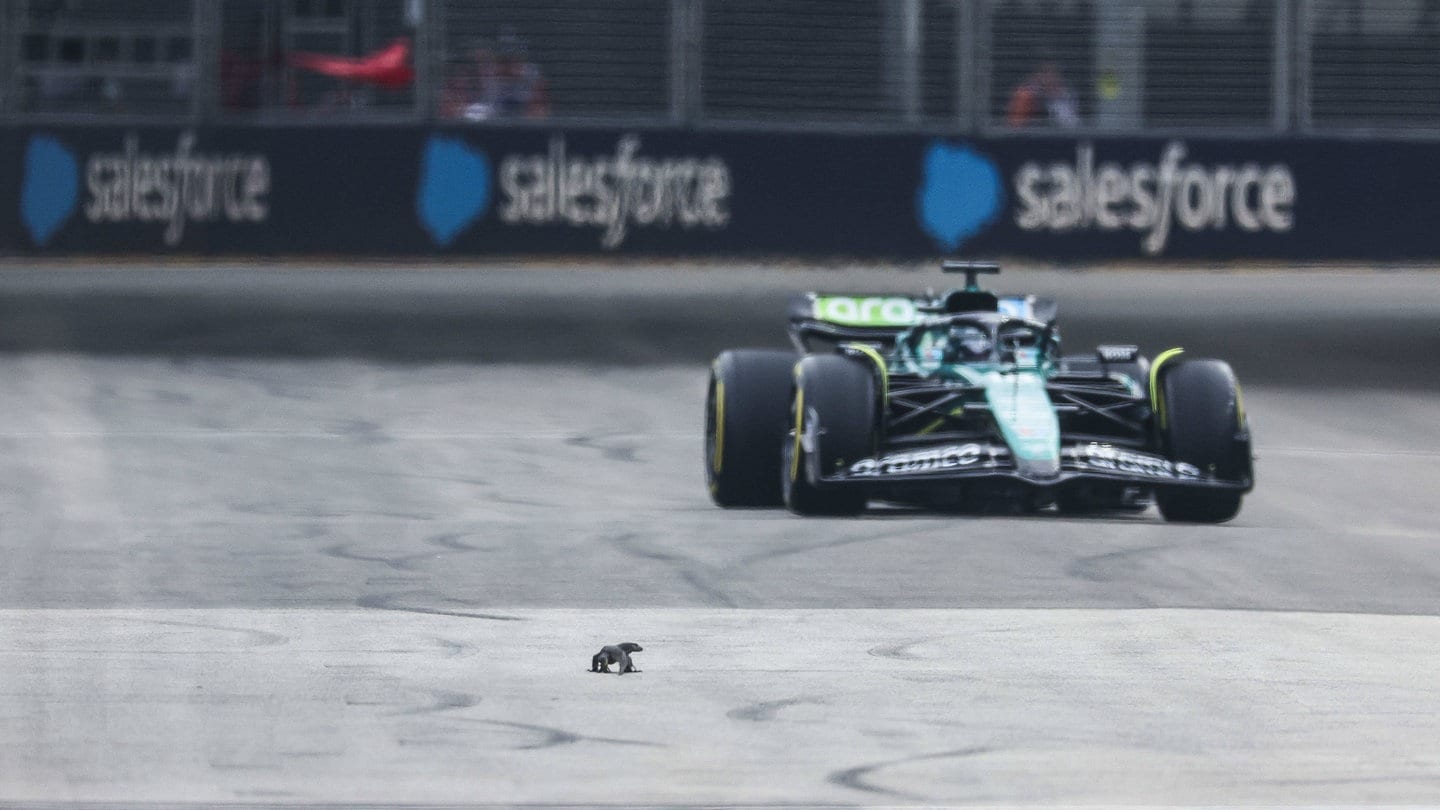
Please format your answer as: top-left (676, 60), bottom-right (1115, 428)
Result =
top-left (1, 0), bottom-right (1437, 134)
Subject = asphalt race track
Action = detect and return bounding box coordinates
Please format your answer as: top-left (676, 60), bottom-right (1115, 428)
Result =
top-left (2, 264), bottom-right (1439, 807)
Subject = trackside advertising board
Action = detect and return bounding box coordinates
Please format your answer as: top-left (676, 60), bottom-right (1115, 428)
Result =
top-left (2, 126), bottom-right (1438, 260)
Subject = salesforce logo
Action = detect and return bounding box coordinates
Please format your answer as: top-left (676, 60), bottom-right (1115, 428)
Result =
top-left (415, 133), bottom-right (732, 250)
top-left (17, 132), bottom-right (271, 248)
top-left (20, 135), bottom-right (81, 247)
top-left (915, 141), bottom-right (1005, 253)
top-left (416, 135), bottom-right (493, 248)
top-left (1014, 141), bottom-right (1296, 255)
top-left (913, 139), bottom-right (1296, 257)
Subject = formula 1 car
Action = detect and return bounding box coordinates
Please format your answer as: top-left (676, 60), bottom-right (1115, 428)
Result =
top-left (705, 261), bottom-right (1253, 522)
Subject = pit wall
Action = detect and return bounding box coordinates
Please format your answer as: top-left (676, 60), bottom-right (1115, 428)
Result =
top-left (1, 126), bottom-right (1433, 260)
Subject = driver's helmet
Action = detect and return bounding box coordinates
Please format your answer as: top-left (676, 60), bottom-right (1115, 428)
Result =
top-left (947, 323), bottom-right (993, 362)
top-left (914, 329), bottom-right (948, 368)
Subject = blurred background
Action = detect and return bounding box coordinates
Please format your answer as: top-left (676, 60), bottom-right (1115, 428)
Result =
top-left (9, 0), bottom-right (1440, 260)
top-left (0, 0), bottom-right (1435, 134)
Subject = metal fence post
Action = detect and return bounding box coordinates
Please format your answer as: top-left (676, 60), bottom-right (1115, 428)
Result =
top-left (192, 0), bottom-right (219, 124)
top-left (881, 0), bottom-right (922, 124)
top-left (1272, 0), bottom-right (1294, 132)
top-left (1, 0), bottom-right (15, 117)
top-left (958, 0), bottom-right (979, 132)
top-left (415, 0), bottom-right (440, 122)
top-left (901, 0), bottom-right (921, 124)
top-left (1094, 0), bottom-right (1143, 130)
top-left (669, 0), bottom-right (688, 124)
top-left (681, 0), bottom-right (705, 126)
top-left (974, 0), bottom-right (994, 131)
top-left (1294, 0), bottom-right (1312, 132)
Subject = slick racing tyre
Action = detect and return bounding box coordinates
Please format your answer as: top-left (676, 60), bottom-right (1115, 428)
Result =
top-left (1154, 358), bottom-right (1251, 524)
top-left (706, 350), bottom-right (797, 507)
top-left (782, 354), bottom-right (876, 516)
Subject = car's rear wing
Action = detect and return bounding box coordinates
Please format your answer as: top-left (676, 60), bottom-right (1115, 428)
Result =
top-left (786, 292), bottom-right (1057, 353)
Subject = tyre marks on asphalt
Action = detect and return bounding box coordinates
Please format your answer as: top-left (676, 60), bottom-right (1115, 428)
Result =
top-left (1064, 540), bottom-right (1189, 586)
top-left (460, 718), bottom-right (664, 750)
top-left (565, 433), bottom-right (641, 464)
top-left (354, 592), bottom-right (525, 622)
top-left (426, 532), bottom-right (493, 554)
top-left (321, 530), bottom-right (494, 573)
top-left (867, 636), bottom-right (939, 661)
top-left (427, 636), bottom-right (476, 659)
top-left (600, 524), bottom-right (947, 610)
top-left (115, 615), bottom-right (289, 648)
top-left (827, 745), bottom-right (994, 801)
top-left (393, 688), bottom-right (482, 717)
top-left (604, 532), bottom-right (738, 608)
top-left (725, 696), bottom-right (827, 722)
top-left (322, 543), bottom-right (431, 572)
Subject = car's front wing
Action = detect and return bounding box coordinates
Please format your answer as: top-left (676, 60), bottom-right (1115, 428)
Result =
top-left (815, 440), bottom-right (1252, 492)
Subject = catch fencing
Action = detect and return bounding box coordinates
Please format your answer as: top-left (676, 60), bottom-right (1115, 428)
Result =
top-left (2, 0), bottom-right (1438, 136)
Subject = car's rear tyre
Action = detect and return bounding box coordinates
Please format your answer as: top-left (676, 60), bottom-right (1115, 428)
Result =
top-left (1154, 358), bottom-right (1250, 524)
top-left (782, 355), bottom-right (876, 516)
top-left (706, 350), bottom-right (797, 507)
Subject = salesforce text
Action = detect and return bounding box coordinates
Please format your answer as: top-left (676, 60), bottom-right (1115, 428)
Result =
top-left (85, 132), bottom-right (270, 247)
top-left (1015, 142), bottom-right (1294, 255)
top-left (499, 135), bottom-right (730, 249)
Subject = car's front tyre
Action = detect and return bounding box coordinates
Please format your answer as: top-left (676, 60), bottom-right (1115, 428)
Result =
top-left (1154, 358), bottom-right (1251, 524)
top-left (782, 355), bottom-right (876, 516)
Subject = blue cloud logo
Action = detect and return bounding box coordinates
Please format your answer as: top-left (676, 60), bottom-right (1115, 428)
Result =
top-left (20, 135), bottom-right (80, 247)
top-left (416, 135), bottom-right (491, 247)
top-left (916, 141), bottom-right (1004, 252)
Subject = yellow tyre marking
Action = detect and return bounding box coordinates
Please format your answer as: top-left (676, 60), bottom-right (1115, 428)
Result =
top-left (1149, 347), bottom-right (1185, 431)
top-left (843, 342), bottom-right (889, 403)
top-left (711, 380), bottom-right (725, 474)
top-left (789, 385), bottom-right (805, 483)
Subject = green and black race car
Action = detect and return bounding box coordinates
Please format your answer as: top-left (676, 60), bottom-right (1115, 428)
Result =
top-left (705, 261), bottom-right (1253, 522)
